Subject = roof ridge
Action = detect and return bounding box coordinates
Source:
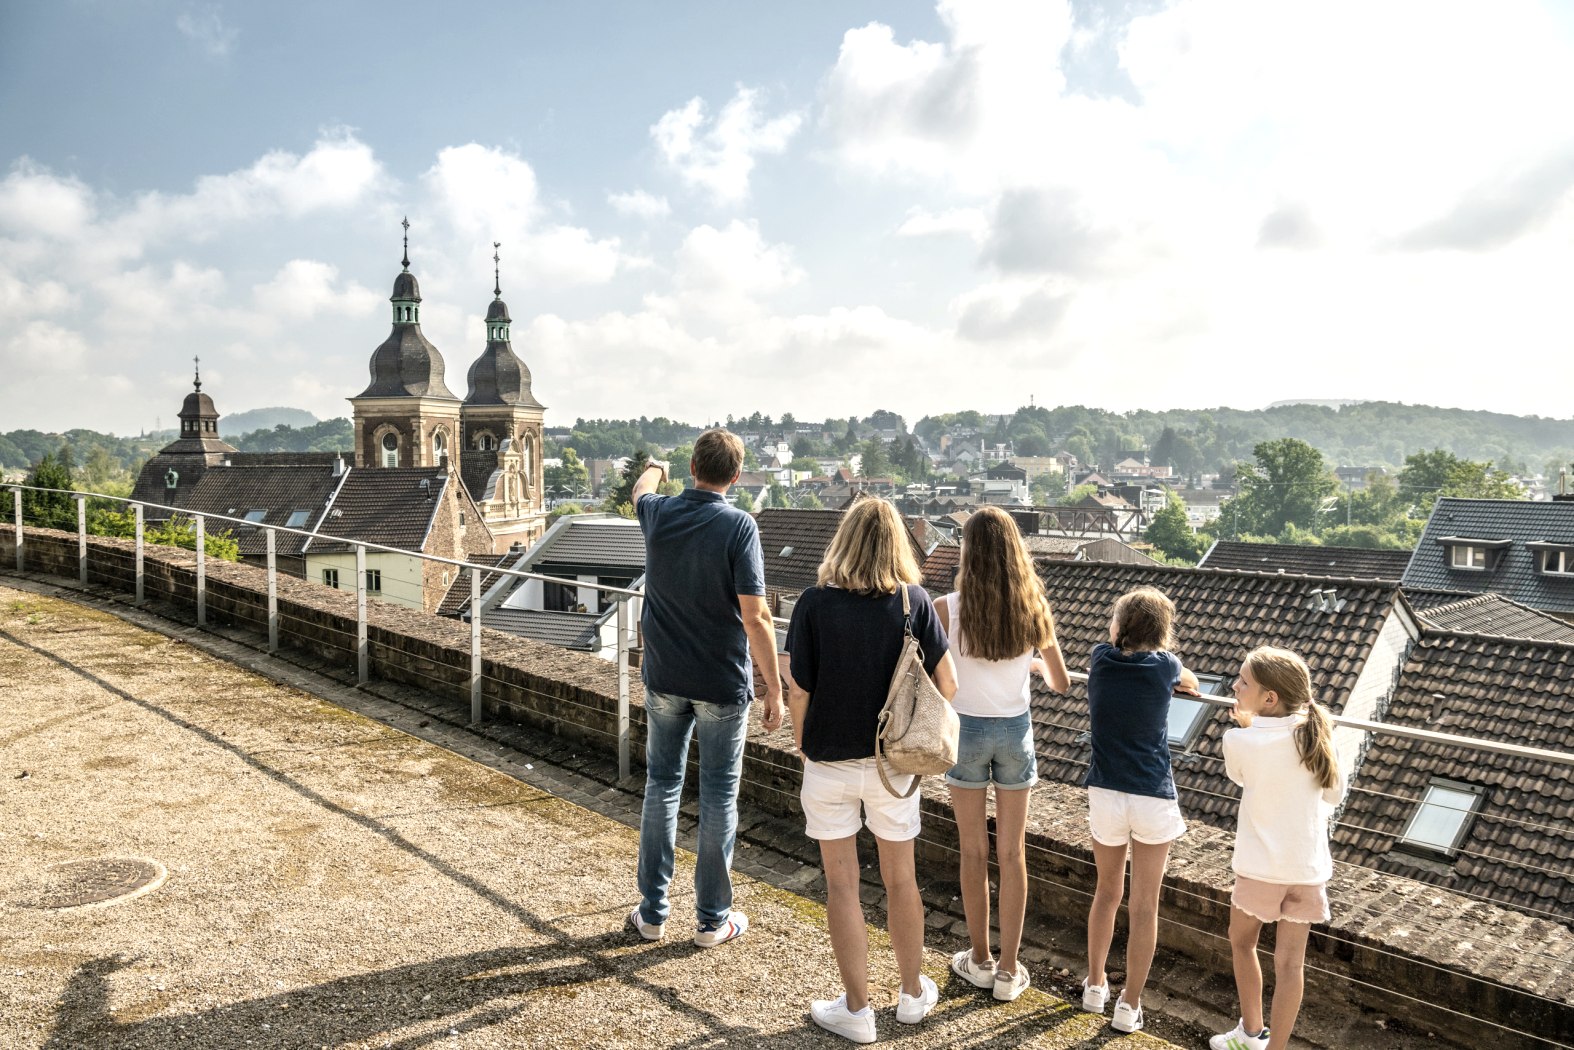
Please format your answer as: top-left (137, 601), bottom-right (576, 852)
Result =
top-left (1417, 627), bottom-right (1574, 653)
top-left (1043, 560), bottom-right (1399, 591)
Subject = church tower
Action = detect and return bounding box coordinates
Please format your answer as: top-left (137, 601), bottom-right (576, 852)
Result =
top-left (129, 358), bottom-right (238, 510)
top-left (459, 244), bottom-right (548, 548)
top-left (349, 218), bottom-right (462, 470)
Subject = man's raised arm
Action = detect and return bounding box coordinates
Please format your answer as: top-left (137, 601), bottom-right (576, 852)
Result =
top-left (632, 457), bottom-right (669, 502)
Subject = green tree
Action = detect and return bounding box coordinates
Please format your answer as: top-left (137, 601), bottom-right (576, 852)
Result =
top-left (22, 449), bottom-right (76, 529)
top-left (603, 451), bottom-right (650, 515)
top-left (544, 447), bottom-right (591, 499)
top-left (859, 438), bottom-right (893, 479)
top-left (1399, 448), bottom-right (1526, 509)
top-left (667, 443), bottom-right (694, 484)
top-left (548, 501), bottom-right (586, 520)
top-left (1229, 438), bottom-right (1337, 536)
top-left (1145, 492), bottom-right (1204, 563)
top-left (734, 489), bottom-right (756, 512)
top-left (1060, 483), bottom-right (1098, 506)
top-left (795, 490), bottom-right (824, 510)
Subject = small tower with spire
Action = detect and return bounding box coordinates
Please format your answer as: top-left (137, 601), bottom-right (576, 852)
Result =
top-left (348, 217), bottom-right (462, 470)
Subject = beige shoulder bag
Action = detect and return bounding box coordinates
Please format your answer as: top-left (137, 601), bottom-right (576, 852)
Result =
top-left (875, 585), bottom-right (960, 798)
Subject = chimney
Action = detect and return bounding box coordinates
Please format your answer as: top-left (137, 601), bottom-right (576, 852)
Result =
top-left (1323, 588), bottom-right (1339, 612)
top-left (333, 455), bottom-right (345, 477)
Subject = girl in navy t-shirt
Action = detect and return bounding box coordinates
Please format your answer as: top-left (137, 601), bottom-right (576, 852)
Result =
top-left (1079, 586), bottom-right (1200, 1036)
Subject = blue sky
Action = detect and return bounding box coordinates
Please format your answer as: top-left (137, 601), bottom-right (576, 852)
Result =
top-left (3, 0), bottom-right (1573, 434)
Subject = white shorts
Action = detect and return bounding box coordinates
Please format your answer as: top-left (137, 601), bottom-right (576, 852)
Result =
top-left (1087, 786), bottom-right (1187, 846)
top-left (801, 757), bottom-right (922, 841)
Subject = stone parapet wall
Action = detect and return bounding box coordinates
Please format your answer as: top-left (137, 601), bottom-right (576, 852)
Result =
top-left (3, 523), bottom-right (1570, 1047)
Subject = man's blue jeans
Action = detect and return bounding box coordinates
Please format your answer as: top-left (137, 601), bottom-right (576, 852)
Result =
top-left (637, 689), bottom-right (750, 927)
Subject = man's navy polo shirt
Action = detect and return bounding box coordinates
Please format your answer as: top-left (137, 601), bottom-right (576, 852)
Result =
top-left (636, 488), bottom-right (766, 706)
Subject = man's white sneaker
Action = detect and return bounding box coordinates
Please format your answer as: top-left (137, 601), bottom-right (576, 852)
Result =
top-left (1081, 977), bottom-right (1109, 1013)
top-left (895, 973), bottom-right (939, 1023)
top-left (626, 905), bottom-right (664, 941)
top-left (1210, 1020), bottom-right (1271, 1050)
top-left (993, 965), bottom-right (1030, 1002)
top-left (810, 995), bottom-right (877, 1044)
top-left (950, 949), bottom-right (995, 989)
top-left (693, 910), bottom-right (748, 947)
top-left (1111, 995), bottom-right (1143, 1033)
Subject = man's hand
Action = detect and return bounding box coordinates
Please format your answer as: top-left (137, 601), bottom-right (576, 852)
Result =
top-left (760, 688), bottom-right (784, 732)
top-left (645, 458), bottom-right (670, 479)
top-left (632, 458), bottom-right (671, 502)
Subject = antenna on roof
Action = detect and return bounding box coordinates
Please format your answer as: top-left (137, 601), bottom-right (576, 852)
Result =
top-left (493, 241), bottom-right (502, 298)
top-left (401, 216), bottom-right (411, 271)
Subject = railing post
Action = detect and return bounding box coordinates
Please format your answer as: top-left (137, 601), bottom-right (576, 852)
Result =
top-left (266, 527), bottom-right (278, 654)
top-left (470, 565), bottom-right (482, 724)
top-left (195, 515), bottom-right (207, 626)
top-left (75, 495), bottom-right (87, 585)
top-left (355, 544), bottom-right (368, 685)
top-left (134, 504), bottom-right (144, 605)
top-left (616, 596), bottom-right (630, 781)
top-left (12, 488), bottom-right (21, 571)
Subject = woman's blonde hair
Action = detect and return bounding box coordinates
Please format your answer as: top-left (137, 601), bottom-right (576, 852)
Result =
top-left (957, 505), bottom-right (1056, 660)
top-left (818, 498), bottom-right (922, 595)
top-left (1242, 645), bottom-right (1340, 791)
top-left (1111, 586), bottom-right (1175, 652)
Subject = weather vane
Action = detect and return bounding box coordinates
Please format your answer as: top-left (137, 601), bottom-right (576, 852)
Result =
top-left (493, 241), bottom-right (502, 298)
top-left (193, 355), bottom-right (201, 390)
top-left (401, 216), bottom-right (410, 271)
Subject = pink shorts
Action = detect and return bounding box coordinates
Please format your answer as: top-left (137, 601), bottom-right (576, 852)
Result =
top-left (1231, 876), bottom-right (1330, 924)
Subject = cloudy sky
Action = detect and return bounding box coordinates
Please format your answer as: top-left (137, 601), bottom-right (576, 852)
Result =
top-left (3, 0), bottom-right (1573, 435)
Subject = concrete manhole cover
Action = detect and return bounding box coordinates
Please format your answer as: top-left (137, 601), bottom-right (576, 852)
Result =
top-left (32, 857), bottom-right (168, 910)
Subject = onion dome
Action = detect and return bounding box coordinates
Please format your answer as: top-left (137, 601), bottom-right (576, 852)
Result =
top-left (464, 244), bottom-right (543, 408)
top-left (355, 218), bottom-right (459, 400)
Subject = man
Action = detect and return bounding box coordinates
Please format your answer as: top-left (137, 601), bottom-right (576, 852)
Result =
top-left (627, 429), bottom-right (784, 947)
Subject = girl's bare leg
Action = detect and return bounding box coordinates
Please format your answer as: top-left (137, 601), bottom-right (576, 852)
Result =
top-left (1086, 839), bottom-right (1129, 988)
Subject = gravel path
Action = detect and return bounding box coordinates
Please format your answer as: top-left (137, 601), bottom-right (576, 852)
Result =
top-left (0, 586), bottom-right (1177, 1050)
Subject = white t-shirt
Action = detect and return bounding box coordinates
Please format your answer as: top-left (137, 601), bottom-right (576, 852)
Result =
top-left (941, 592), bottom-right (1033, 719)
top-left (1223, 714), bottom-right (1347, 885)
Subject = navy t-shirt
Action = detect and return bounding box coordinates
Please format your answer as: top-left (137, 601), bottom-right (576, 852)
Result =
top-left (1084, 642), bottom-right (1183, 799)
top-left (787, 584), bottom-right (948, 762)
top-left (637, 489), bottom-right (766, 706)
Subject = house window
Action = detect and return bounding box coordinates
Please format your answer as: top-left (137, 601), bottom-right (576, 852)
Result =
top-left (1399, 779), bottom-right (1485, 857)
top-left (1449, 545), bottom-right (1487, 570)
top-left (381, 432), bottom-right (399, 468)
top-left (1167, 673), bottom-right (1230, 750)
top-left (243, 509), bottom-right (267, 523)
top-left (285, 510), bottom-right (311, 528)
top-left (543, 580), bottom-right (577, 611)
top-left (1539, 548), bottom-right (1574, 576)
top-left (364, 569), bottom-right (382, 593)
top-left (322, 568), bottom-right (339, 589)
top-left (433, 429), bottom-right (447, 460)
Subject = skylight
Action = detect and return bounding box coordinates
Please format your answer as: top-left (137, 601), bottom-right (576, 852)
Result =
top-left (243, 509), bottom-right (267, 523)
top-left (1400, 778), bottom-right (1485, 857)
top-left (285, 510), bottom-right (311, 528)
top-left (1167, 673), bottom-right (1230, 750)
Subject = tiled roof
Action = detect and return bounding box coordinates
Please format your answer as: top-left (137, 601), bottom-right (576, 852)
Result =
top-left (175, 465), bottom-right (342, 557)
top-left (459, 450), bottom-right (500, 504)
top-left (1333, 632), bottom-right (1574, 916)
top-left (303, 469), bottom-right (449, 553)
top-left (532, 519), bottom-right (645, 572)
top-left (1200, 540), bottom-right (1412, 581)
top-left (1402, 498), bottom-right (1574, 613)
top-left (478, 607), bottom-right (604, 650)
top-left (1022, 535), bottom-right (1088, 556)
top-left (1416, 593), bottom-right (1574, 643)
top-left (921, 544), bottom-right (959, 595)
top-left (1030, 561), bottom-right (1402, 828)
top-left (434, 552), bottom-right (510, 618)
top-left (755, 509), bottom-right (846, 593)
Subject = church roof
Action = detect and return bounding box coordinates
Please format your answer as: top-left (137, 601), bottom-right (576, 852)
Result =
top-left (392, 270), bottom-right (420, 300)
top-left (357, 325), bottom-right (459, 400)
top-left (485, 297), bottom-right (511, 322)
top-left (464, 340), bottom-right (543, 407)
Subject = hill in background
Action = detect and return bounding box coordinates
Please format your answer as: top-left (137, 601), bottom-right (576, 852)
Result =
top-left (220, 407), bottom-right (317, 436)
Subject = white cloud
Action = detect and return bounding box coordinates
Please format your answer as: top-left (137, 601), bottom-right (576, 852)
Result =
top-left (175, 5), bottom-right (238, 59)
top-left (608, 189), bottom-right (671, 219)
top-left (652, 87), bottom-right (803, 203)
top-left (2, 321), bottom-right (90, 380)
top-left (0, 161), bottom-right (96, 239)
top-left (896, 206), bottom-right (987, 240)
top-left (252, 260), bottom-right (380, 321)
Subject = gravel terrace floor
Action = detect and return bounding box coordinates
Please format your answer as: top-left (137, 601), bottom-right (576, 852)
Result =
top-left (0, 584), bottom-right (1184, 1050)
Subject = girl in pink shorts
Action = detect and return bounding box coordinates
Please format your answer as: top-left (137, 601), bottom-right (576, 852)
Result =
top-left (1211, 646), bottom-right (1346, 1050)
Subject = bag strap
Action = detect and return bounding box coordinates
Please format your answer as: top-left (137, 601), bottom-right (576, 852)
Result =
top-left (874, 722), bottom-right (921, 798)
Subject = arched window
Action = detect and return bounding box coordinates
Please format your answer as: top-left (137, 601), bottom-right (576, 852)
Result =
top-left (433, 428), bottom-right (447, 462)
top-left (381, 431), bottom-right (399, 468)
top-left (477, 433), bottom-right (495, 451)
top-left (523, 433), bottom-right (535, 489)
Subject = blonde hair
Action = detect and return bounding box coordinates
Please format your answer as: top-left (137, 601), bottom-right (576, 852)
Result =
top-left (818, 498), bottom-right (921, 595)
top-left (1111, 586), bottom-right (1175, 652)
top-left (957, 505), bottom-right (1056, 660)
top-left (1242, 645), bottom-right (1340, 791)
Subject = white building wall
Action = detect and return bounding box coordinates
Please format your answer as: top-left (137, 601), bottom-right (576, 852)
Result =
top-left (307, 551), bottom-right (427, 611)
top-left (1334, 605), bottom-right (1419, 792)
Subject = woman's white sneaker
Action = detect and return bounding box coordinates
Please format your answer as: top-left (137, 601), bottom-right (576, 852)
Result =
top-left (1111, 995), bottom-right (1143, 1033)
top-left (810, 995), bottom-right (876, 1044)
top-left (993, 965), bottom-right (1030, 1002)
top-left (1210, 1020), bottom-right (1271, 1050)
top-left (950, 949), bottom-right (995, 989)
top-left (895, 974), bottom-right (939, 1023)
top-left (1081, 977), bottom-right (1109, 1013)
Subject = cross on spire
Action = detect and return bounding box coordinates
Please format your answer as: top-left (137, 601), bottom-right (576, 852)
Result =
top-left (493, 241), bottom-right (502, 298)
top-left (401, 216), bottom-right (410, 271)
top-left (193, 355), bottom-right (202, 391)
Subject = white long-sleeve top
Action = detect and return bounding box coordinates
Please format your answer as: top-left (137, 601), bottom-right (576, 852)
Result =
top-left (1223, 714), bottom-right (1347, 885)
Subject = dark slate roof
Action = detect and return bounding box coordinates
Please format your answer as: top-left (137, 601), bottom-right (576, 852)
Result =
top-left (459, 450), bottom-right (500, 504)
top-left (1414, 593), bottom-right (1574, 643)
top-left (1030, 561), bottom-right (1402, 829)
top-left (463, 338), bottom-right (543, 408)
top-left (477, 607), bottom-right (603, 650)
top-left (920, 544), bottom-right (959, 595)
top-left (435, 553), bottom-right (511, 618)
top-left (1402, 498), bottom-right (1574, 613)
top-left (533, 519), bottom-right (645, 572)
top-left (355, 325), bottom-right (459, 400)
top-left (392, 270), bottom-right (420, 300)
top-left (228, 452), bottom-right (347, 467)
top-left (485, 297), bottom-right (511, 322)
top-left (175, 465), bottom-right (341, 557)
top-left (755, 509), bottom-right (846, 593)
top-left (1332, 632), bottom-right (1574, 917)
top-left (1200, 540), bottom-right (1412, 580)
top-left (303, 469), bottom-right (448, 553)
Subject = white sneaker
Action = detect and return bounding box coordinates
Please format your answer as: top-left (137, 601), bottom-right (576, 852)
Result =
top-left (1111, 994), bottom-right (1143, 1033)
top-left (993, 965), bottom-right (1030, 1002)
top-left (950, 949), bottom-right (995, 989)
top-left (1081, 977), bottom-right (1109, 1013)
top-left (811, 995), bottom-right (877, 1044)
top-left (626, 905), bottom-right (664, 941)
top-left (1210, 1020), bottom-right (1271, 1050)
top-left (895, 973), bottom-right (939, 1023)
top-left (693, 911), bottom-right (747, 947)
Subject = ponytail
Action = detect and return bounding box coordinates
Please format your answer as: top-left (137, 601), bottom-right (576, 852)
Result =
top-left (1295, 699), bottom-right (1340, 791)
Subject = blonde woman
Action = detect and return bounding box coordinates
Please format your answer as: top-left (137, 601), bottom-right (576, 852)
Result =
top-left (940, 505), bottom-right (1070, 1002)
top-left (786, 498), bottom-right (959, 1044)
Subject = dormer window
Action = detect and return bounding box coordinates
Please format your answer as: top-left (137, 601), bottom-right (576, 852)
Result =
top-left (1399, 778), bottom-right (1485, 858)
top-left (1437, 536), bottom-right (1510, 571)
top-left (1529, 543), bottom-right (1574, 577)
top-left (1451, 545), bottom-right (1486, 569)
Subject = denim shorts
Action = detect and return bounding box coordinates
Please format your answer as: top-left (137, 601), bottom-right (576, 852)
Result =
top-left (944, 711), bottom-right (1038, 790)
